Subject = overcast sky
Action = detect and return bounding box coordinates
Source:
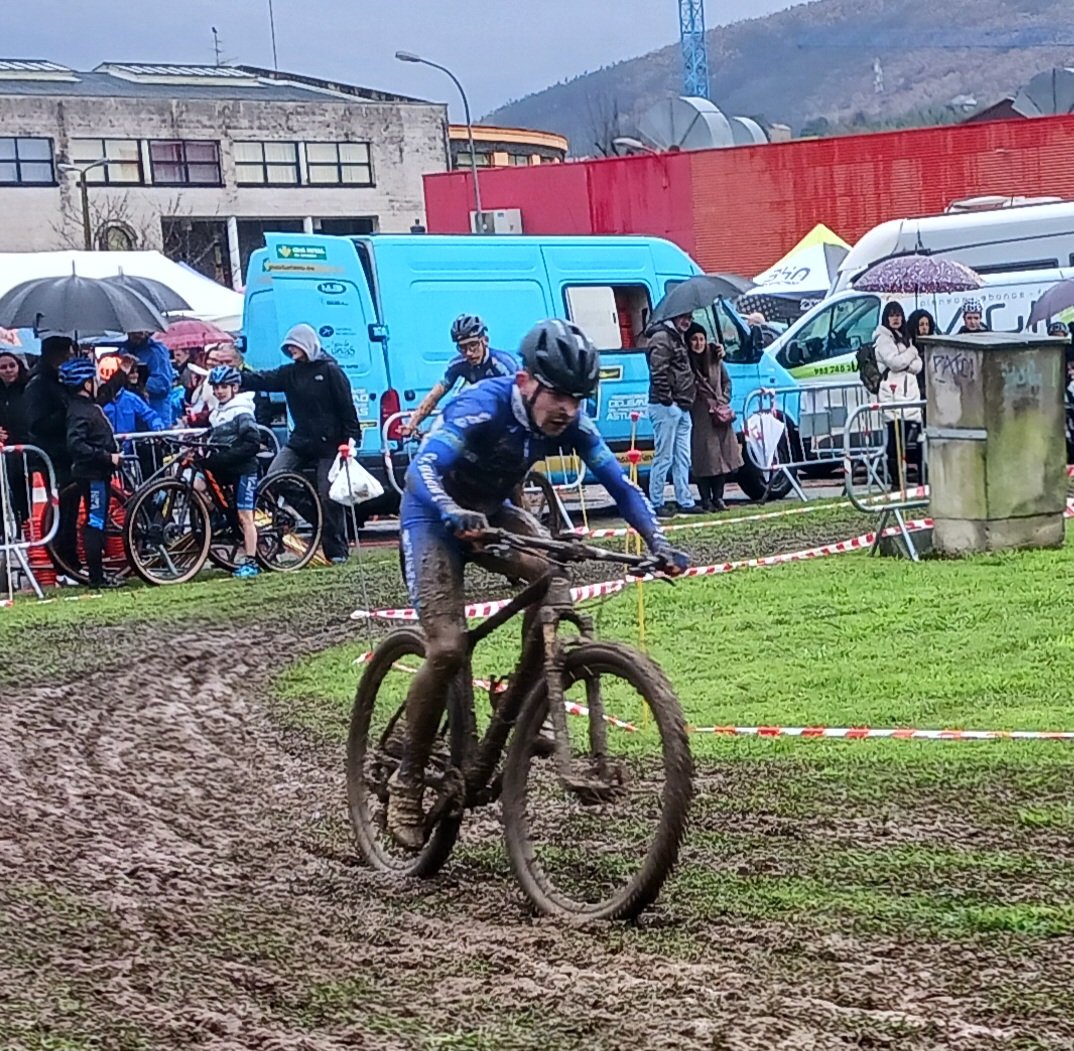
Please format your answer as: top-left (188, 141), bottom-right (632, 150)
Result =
top-left (6, 0), bottom-right (799, 116)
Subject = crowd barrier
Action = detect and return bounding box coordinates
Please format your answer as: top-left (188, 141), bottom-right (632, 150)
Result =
top-left (0, 444), bottom-right (59, 600)
top-left (843, 399), bottom-right (929, 561)
top-left (741, 381), bottom-right (875, 501)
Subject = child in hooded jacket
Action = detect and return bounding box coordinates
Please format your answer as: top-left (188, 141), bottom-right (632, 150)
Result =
top-left (200, 365), bottom-right (262, 579)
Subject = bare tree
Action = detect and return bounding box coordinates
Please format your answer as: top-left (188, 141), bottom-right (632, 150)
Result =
top-left (49, 191), bottom-right (158, 252)
top-left (585, 92), bottom-right (627, 158)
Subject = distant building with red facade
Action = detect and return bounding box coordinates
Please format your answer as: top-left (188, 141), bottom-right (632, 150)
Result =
top-left (424, 115), bottom-right (1074, 276)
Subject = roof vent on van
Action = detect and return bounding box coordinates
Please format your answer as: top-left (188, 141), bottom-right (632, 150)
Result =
top-left (945, 195), bottom-right (1065, 213)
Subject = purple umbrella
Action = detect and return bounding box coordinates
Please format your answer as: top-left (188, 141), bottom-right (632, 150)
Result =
top-left (852, 255), bottom-right (982, 294)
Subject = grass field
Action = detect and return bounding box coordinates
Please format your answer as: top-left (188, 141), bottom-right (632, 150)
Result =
top-left (278, 533), bottom-right (1074, 944)
top-left (8, 506), bottom-right (1074, 1048)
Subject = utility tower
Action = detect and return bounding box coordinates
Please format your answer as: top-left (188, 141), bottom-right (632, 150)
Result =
top-left (679, 0), bottom-right (710, 99)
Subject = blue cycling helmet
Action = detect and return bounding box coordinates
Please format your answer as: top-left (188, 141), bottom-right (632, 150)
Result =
top-left (58, 357), bottom-right (98, 389)
top-left (450, 313), bottom-right (487, 344)
top-left (520, 319), bottom-right (600, 399)
top-left (208, 365), bottom-right (242, 387)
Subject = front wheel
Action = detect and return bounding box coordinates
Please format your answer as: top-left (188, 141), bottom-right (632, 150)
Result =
top-left (123, 479), bottom-right (211, 586)
top-left (255, 470), bottom-right (323, 571)
top-left (501, 640), bottom-right (693, 922)
top-left (346, 628), bottom-right (473, 878)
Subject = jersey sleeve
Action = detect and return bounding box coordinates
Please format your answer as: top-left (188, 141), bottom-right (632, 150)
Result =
top-left (570, 415), bottom-right (665, 547)
top-left (405, 387), bottom-right (497, 521)
top-left (440, 356), bottom-right (466, 389)
top-left (490, 350), bottom-right (519, 377)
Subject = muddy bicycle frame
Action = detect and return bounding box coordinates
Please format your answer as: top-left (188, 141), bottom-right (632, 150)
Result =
top-left (426, 532), bottom-right (661, 820)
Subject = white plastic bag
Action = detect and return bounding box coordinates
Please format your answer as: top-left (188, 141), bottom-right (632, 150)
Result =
top-left (328, 440), bottom-right (384, 506)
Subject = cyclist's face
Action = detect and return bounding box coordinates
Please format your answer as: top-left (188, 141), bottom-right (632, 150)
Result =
top-left (519, 373), bottom-right (581, 436)
top-left (459, 336), bottom-right (487, 365)
top-left (212, 382), bottom-right (238, 404)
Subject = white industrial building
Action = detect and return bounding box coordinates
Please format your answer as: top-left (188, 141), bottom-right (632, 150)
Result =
top-left (0, 59), bottom-right (449, 287)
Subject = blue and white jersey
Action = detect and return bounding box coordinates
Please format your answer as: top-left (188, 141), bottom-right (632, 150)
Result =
top-left (440, 348), bottom-right (518, 390)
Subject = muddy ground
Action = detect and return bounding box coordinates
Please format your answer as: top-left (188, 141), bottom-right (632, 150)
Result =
top-left (4, 516), bottom-right (1074, 1051)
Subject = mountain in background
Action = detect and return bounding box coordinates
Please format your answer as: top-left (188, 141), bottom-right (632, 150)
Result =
top-left (482, 0), bottom-right (1074, 153)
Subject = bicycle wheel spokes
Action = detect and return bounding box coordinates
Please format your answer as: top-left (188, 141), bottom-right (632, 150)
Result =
top-left (255, 471), bottom-right (323, 571)
top-left (124, 480), bottom-right (211, 586)
top-left (346, 629), bottom-right (467, 878)
top-left (502, 641), bottom-right (693, 923)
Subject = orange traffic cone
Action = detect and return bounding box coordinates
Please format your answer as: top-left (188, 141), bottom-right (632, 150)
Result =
top-left (26, 472), bottom-right (56, 589)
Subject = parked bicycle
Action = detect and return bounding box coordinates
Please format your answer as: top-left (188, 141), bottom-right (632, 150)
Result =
top-left (123, 435), bottom-right (324, 585)
top-left (347, 529), bottom-right (694, 923)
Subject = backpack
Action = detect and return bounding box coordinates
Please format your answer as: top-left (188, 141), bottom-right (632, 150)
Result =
top-left (856, 343), bottom-right (886, 395)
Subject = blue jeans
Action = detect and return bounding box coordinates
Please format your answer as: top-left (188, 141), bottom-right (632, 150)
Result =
top-left (647, 403), bottom-right (695, 509)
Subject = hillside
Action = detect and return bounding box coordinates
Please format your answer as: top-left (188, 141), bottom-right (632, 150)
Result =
top-left (482, 0), bottom-right (1074, 153)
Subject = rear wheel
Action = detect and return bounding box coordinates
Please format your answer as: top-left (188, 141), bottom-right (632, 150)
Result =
top-left (501, 640), bottom-right (693, 922)
top-left (45, 481), bottom-right (132, 584)
top-left (255, 471), bottom-right (323, 571)
top-left (346, 628), bottom-right (473, 878)
top-left (123, 479), bottom-right (211, 586)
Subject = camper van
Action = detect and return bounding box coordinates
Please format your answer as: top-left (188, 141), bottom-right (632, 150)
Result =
top-left (832, 201), bottom-right (1074, 292)
top-left (244, 233), bottom-right (772, 507)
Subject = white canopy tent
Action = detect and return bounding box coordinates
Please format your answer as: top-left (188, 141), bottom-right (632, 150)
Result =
top-left (738, 224), bottom-right (850, 321)
top-left (0, 250), bottom-right (243, 332)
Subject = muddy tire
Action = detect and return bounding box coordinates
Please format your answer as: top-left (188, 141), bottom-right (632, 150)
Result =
top-left (346, 628), bottom-right (471, 878)
top-left (123, 479), bottom-right (211, 586)
top-left (501, 641), bottom-right (693, 923)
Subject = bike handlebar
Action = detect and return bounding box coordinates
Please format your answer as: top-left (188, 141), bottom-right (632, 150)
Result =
top-left (476, 528), bottom-right (667, 576)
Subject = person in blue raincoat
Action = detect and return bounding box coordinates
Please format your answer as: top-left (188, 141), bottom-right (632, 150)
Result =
top-left (98, 354), bottom-right (166, 455)
top-left (118, 330), bottom-right (175, 419)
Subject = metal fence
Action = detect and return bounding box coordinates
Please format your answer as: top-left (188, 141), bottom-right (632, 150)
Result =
top-left (111, 425), bottom-right (281, 487)
top-left (741, 381), bottom-right (875, 501)
top-left (0, 444), bottom-right (59, 600)
top-left (843, 398), bottom-right (929, 561)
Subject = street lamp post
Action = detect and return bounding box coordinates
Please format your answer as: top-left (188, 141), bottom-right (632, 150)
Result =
top-left (58, 158), bottom-right (108, 250)
top-left (395, 50), bottom-right (484, 231)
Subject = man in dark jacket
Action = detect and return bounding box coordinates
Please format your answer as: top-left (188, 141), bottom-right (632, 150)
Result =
top-left (24, 336), bottom-right (81, 572)
top-left (242, 323), bottom-right (362, 563)
top-left (646, 313), bottom-right (701, 517)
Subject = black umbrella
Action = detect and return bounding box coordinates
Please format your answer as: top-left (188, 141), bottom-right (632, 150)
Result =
top-left (103, 273), bottom-right (191, 313)
top-left (1028, 278), bottom-right (1074, 327)
top-left (0, 274), bottom-right (167, 335)
top-left (650, 273), bottom-right (756, 323)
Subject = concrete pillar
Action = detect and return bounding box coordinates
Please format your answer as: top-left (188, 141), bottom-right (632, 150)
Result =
top-left (303, 216), bottom-right (315, 234)
top-left (921, 332), bottom-right (1068, 554)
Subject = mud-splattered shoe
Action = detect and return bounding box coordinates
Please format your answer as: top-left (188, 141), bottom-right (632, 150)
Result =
top-left (386, 770), bottom-right (426, 851)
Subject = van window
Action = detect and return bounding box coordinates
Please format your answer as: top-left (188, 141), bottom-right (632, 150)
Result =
top-left (564, 285), bottom-right (651, 350)
top-left (777, 296), bottom-right (880, 368)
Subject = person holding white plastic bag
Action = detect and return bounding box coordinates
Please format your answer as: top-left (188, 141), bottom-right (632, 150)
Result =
top-left (873, 302), bottom-right (923, 489)
top-left (242, 324), bottom-right (362, 564)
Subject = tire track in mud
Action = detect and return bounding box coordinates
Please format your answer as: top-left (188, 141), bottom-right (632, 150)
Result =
top-left (4, 604), bottom-right (1073, 1047)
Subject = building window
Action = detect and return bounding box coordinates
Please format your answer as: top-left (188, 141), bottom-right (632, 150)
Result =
top-left (97, 222), bottom-right (138, 252)
top-left (305, 142), bottom-right (373, 186)
top-left (69, 138), bottom-right (143, 184)
top-left (455, 152), bottom-right (493, 169)
top-left (148, 140), bottom-right (222, 186)
top-left (234, 141), bottom-right (299, 186)
top-left (0, 137), bottom-right (55, 185)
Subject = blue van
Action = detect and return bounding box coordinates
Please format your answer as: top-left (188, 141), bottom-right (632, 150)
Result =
top-left (242, 232), bottom-right (780, 506)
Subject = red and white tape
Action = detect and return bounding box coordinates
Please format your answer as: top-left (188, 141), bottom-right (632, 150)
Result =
top-left (687, 725), bottom-right (1074, 741)
top-left (350, 518), bottom-right (935, 622)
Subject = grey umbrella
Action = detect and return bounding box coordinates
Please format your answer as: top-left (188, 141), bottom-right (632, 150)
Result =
top-left (1028, 278), bottom-right (1074, 327)
top-left (103, 273), bottom-right (192, 313)
top-left (650, 273), bottom-right (756, 323)
top-left (0, 274), bottom-right (167, 335)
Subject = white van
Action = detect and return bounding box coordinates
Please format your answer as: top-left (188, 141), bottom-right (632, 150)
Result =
top-left (832, 201), bottom-right (1074, 293)
top-left (768, 266), bottom-right (1074, 385)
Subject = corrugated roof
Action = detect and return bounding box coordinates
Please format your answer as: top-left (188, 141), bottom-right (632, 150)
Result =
top-left (0, 62), bottom-right (432, 105)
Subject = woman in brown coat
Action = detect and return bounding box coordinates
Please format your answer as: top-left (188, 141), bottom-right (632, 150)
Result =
top-left (685, 323), bottom-right (743, 511)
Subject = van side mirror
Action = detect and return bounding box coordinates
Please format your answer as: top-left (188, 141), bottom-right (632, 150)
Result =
top-left (368, 322), bottom-right (388, 343)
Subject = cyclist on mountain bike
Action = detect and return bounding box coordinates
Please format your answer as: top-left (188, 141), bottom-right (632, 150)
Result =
top-left (398, 314), bottom-right (519, 438)
top-left (197, 365), bottom-right (262, 580)
top-left (388, 318), bottom-right (689, 849)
